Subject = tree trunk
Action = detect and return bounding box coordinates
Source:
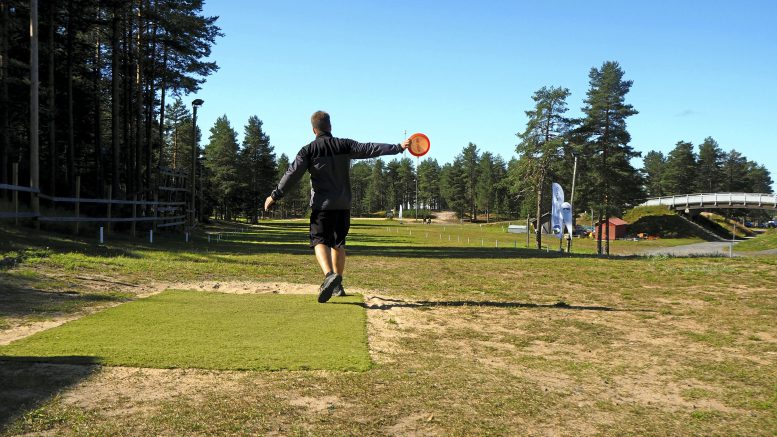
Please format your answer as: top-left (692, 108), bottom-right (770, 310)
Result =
top-left (0, 0), bottom-right (8, 185)
top-left (157, 42), bottom-right (168, 167)
top-left (134, 0), bottom-right (144, 198)
top-left (535, 173), bottom-right (543, 250)
top-left (172, 126), bottom-right (177, 169)
top-left (30, 0), bottom-right (41, 221)
top-left (596, 208), bottom-right (603, 255)
top-left (111, 4), bottom-right (121, 197)
top-left (48, 2), bottom-right (56, 195)
top-left (93, 18), bottom-right (102, 190)
top-left (66, 0), bottom-right (75, 192)
top-left (604, 193), bottom-right (610, 255)
top-left (124, 6), bottom-right (133, 196)
top-left (144, 0), bottom-right (158, 193)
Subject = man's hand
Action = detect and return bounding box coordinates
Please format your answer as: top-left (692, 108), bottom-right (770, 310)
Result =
top-left (401, 138), bottom-right (411, 151)
top-left (264, 196), bottom-right (275, 211)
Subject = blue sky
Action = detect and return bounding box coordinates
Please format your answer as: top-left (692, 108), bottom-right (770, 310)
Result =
top-left (194, 0), bottom-right (777, 190)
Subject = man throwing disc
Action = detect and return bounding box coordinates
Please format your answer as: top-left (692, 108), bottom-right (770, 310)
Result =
top-left (265, 111), bottom-right (410, 303)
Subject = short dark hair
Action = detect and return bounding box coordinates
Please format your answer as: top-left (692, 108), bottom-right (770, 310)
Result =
top-left (311, 111), bottom-right (331, 133)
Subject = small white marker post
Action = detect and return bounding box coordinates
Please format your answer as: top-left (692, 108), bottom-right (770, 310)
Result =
top-left (149, 230), bottom-right (153, 244)
top-left (99, 227), bottom-right (104, 244)
top-left (185, 232), bottom-right (189, 243)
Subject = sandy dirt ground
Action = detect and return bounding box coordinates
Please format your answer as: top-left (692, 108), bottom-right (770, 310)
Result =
top-left (2, 277), bottom-right (775, 435)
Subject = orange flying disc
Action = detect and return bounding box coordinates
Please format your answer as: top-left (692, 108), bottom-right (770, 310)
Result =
top-left (408, 133), bottom-right (430, 157)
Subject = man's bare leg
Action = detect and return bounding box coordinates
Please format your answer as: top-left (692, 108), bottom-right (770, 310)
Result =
top-left (314, 243), bottom-right (341, 303)
top-left (331, 247), bottom-right (346, 296)
top-left (332, 247), bottom-right (345, 276)
top-left (314, 244), bottom-right (334, 276)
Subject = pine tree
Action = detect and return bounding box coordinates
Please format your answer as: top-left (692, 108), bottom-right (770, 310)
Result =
top-left (385, 159), bottom-right (401, 213)
top-left (365, 159), bottom-right (386, 213)
top-left (350, 161), bottom-right (372, 217)
top-left (460, 143), bottom-right (480, 220)
top-left (203, 115), bottom-right (240, 220)
top-left (418, 158), bottom-right (441, 212)
top-left (695, 137), bottom-right (724, 192)
top-left (490, 155), bottom-right (509, 218)
top-left (239, 115), bottom-right (275, 223)
top-left (516, 86), bottom-right (571, 248)
top-left (664, 141), bottom-right (696, 195)
top-left (744, 162), bottom-right (773, 193)
top-left (642, 151), bottom-right (667, 197)
top-left (476, 151), bottom-right (495, 222)
top-left (161, 98), bottom-right (191, 170)
top-left (721, 150), bottom-right (749, 192)
top-left (577, 62), bottom-right (641, 255)
top-left (397, 157), bottom-right (415, 213)
top-left (440, 160), bottom-right (467, 218)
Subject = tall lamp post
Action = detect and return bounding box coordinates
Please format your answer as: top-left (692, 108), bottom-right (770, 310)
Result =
top-left (190, 98), bottom-right (204, 229)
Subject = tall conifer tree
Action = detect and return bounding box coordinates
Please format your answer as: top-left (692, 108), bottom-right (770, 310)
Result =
top-left (577, 62), bottom-right (641, 255)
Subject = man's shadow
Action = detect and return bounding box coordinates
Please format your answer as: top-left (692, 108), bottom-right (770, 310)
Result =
top-left (0, 356), bottom-right (99, 431)
top-left (333, 297), bottom-right (635, 312)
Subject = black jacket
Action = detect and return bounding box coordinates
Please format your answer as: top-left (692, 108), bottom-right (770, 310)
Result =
top-left (271, 132), bottom-right (403, 210)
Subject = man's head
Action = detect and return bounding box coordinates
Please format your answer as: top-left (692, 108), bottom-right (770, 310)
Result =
top-left (311, 110), bottom-right (331, 135)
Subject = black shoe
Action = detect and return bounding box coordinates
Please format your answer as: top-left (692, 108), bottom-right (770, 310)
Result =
top-left (332, 283), bottom-right (347, 297)
top-left (318, 273), bottom-right (341, 303)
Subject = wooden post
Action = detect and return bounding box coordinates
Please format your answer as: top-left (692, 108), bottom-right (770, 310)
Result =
top-left (526, 216), bottom-right (531, 248)
top-left (74, 175), bottom-right (80, 235)
top-left (106, 184), bottom-right (112, 235)
top-left (153, 191), bottom-right (158, 232)
top-left (131, 193), bottom-right (137, 238)
top-left (30, 0), bottom-right (40, 229)
top-left (12, 162), bottom-right (18, 226)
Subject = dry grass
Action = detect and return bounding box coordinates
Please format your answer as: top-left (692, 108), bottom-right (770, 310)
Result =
top-left (1, 221), bottom-right (776, 436)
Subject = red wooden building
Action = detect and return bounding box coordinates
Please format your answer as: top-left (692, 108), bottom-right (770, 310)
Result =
top-left (594, 218), bottom-right (629, 240)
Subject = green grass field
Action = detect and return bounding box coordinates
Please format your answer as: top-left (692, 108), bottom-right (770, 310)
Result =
top-left (1, 219), bottom-right (776, 436)
top-left (736, 229), bottom-right (777, 252)
top-left (0, 290), bottom-right (370, 371)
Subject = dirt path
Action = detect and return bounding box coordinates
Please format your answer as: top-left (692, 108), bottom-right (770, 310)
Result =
top-left (641, 241), bottom-right (737, 257)
top-left (433, 210), bottom-right (458, 223)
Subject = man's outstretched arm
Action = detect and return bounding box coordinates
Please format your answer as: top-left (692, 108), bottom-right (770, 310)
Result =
top-left (348, 138), bottom-right (410, 159)
top-left (265, 149), bottom-right (309, 211)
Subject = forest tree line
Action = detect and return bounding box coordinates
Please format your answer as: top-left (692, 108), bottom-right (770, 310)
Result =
top-left (0, 0), bottom-right (220, 200)
top-left (198, 61), bottom-right (772, 255)
top-left (2, 1), bottom-right (772, 256)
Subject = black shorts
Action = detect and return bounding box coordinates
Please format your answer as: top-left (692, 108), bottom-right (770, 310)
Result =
top-left (309, 209), bottom-right (350, 248)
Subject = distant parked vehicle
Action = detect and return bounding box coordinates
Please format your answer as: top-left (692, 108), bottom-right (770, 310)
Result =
top-left (573, 225), bottom-right (592, 237)
top-left (768, 220), bottom-right (776, 228)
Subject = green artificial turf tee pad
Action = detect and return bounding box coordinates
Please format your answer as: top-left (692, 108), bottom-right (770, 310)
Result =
top-left (0, 290), bottom-right (371, 371)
